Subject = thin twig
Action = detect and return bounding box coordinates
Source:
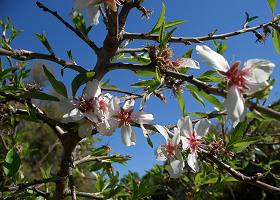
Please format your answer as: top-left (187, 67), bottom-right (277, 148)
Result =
top-left (66, 190), bottom-right (104, 199)
top-left (33, 139), bottom-right (60, 171)
top-left (201, 150), bottom-right (280, 193)
top-left (107, 62), bottom-right (280, 121)
top-left (35, 1), bottom-right (100, 54)
top-left (73, 154), bottom-right (132, 167)
top-left (2, 177), bottom-right (61, 192)
top-left (0, 47), bottom-right (87, 73)
top-left (122, 17), bottom-right (280, 44)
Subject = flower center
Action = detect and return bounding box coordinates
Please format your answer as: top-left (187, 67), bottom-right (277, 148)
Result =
top-left (79, 96), bottom-right (94, 112)
top-left (98, 98), bottom-right (108, 112)
top-left (116, 108), bottom-right (133, 126)
top-left (163, 141), bottom-right (176, 157)
top-left (225, 62), bottom-right (251, 91)
top-left (188, 133), bottom-right (201, 152)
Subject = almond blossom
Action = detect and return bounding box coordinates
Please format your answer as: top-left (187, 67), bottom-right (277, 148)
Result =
top-left (101, 98), bottom-right (154, 146)
top-left (154, 125), bottom-right (184, 178)
top-left (72, 0), bottom-right (122, 25)
top-left (178, 116), bottom-right (211, 172)
top-left (196, 45), bottom-right (275, 126)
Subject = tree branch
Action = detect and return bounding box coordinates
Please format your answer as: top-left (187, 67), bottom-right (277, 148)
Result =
top-left (0, 47), bottom-right (87, 73)
top-left (201, 150), bottom-right (280, 193)
top-left (2, 177), bottom-right (61, 192)
top-left (73, 154), bottom-right (132, 167)
top-left (35, 1), bottom-right (100, 54)
top-left (107, 63), bottom-right (280, 121)
top-left (122, 17), bottom-right (280, 44)
top-left (66, 190), bottom-right (104, 199)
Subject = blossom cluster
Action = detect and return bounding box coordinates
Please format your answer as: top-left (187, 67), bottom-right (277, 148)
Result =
top-left (66, 2), bottom-right (276, 177)
top-left (60, 79), bottom-right (154, 146)
top-left (154, 117), bottom-right (211, 178)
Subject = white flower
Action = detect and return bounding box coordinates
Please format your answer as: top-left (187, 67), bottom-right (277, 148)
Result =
top-left (154, 125), bottom-right (184, 178)
top-left (72, 0), bottom-right (122, 25)
top-left (61, 79), bottom-right (100, 124)
top-left (196, 45), bottom-right (275, 127)
top-left (178, 116), bottom-right (211, 172)
top-left (105, 98), bottom-right (154, 146)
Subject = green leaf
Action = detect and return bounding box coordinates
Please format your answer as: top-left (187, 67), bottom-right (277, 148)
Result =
top-left (186, 85), bottom-right (223, 110)
top-left (91, 146), bottom-right (110, 156)
top-left (160, 27), bottom-right (177, 48)
top-left (35, 32), bottom-right (54, 55)
top-left (8, 26), bottom-right (22, 43)
top-left (146, 135), bottom-right (153, 148)
top-left (198, 70), bottom-right (223, 82)
top-left (227, 122), bottom-right (247, 148)
top-left (230, 137), bottom-right (261, 153)
top-left (150, 20), bottom-right (185, 34)
top-left (71, 71), bottom-right (95, 97)
top-left (134, 70), bottom-right (156, 77)
top-left (20, 91), bottom-right (59, 101)
top-left (101, 78), bottom-right (120, 90)
top-left (3, 147), bottom-right (21, 180)
top-left (111, 53), bottom-right (151, 65)
top-left (0, 67), bottom-right (17, 79)
top-left (176, 93), bottom-right (187, 116)
top-left (67, 50), bottom-right (75, 64)
top-left (213, 40), bottom-right (227, 54)
top-left (158, 21), bottom-right (166, 45)
top-left (43, 65), bottom-right (68, 98)
top-left (267, 0), bottom-right (277, 14)
top-left (72, 13), bottom-right (88, 35)
top-left (272, 28), bottom-right (280, 54)
top-left (131, 79), bottom-right (159, 88)
top-left (96, 174), bottom-right (105, 192)
top-left (190, 91), bottom-right (205, 107)
top-left (181, 48), bottom-right (193, 58)
top-left (149, 3), bottom-right (166, 34)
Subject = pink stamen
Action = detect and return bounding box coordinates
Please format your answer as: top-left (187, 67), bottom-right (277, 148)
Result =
top-left (163, 141), bottom-right (176, 157)
top-left (225, 62), bottom-right (251, 91)
top-left (115, 108), bottom-right (133, 126)
top-left (188, 132), bottom-right (201, 153)
top-left (79, 95), bottom-right (94, 112)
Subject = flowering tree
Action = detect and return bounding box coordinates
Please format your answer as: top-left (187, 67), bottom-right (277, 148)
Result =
top-left (1, 0), bottom-right (280, 199)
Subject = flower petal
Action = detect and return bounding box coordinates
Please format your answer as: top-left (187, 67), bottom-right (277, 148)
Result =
top-left (132, 111), bottom-right (154, 124)
top-left (243, 59), bottom-right (275, 84)
top-left (155, 146), bottom-right (167, 161)
top-left (84, 112), bottom-right (98, 123)
top-left (59, 98), bottom-right (77, 113)
top-left (224, 86), bottom-right (246, 127)
top-left (154, 125), bottom-right (169, 142)
top-left (187, 152), bottom-right (199, 172)
top-left (177, 58), bottom-right (200, 69)
top-left (73, 0), bottom-right (90, 10)
top-left (168, 159), bottom-right (184, 178)
top-left (172, 128), bottom-right (180, 145)
top-left (123, 99), bottom-right (135, 109)
top-left (121, 125), bottom-right (136, 146)
top-left (63, 108), bottom-right (84, 121)
top-left (177, 116), bottom-right (193, 137)
top-left (83, 79), bottom-right (101, 98)
top-left (97, 119), bottom-right (118, 136)
top-left (78, 121), bottom-right (93, 138)
top-left (196, 45), bottom-right (230, 72)
top-left (181, 136), bottom-right (189, 150)
top-left (86, 5), bottom-right (100, 25)
top-left (194, 118), bottom-right (211, 137)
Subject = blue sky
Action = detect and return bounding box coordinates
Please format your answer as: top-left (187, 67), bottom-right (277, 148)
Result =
top-left (1, 0), bottom-right (280, 176)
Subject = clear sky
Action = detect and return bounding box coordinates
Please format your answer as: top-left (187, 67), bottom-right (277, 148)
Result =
top-left (1, 0), bottom-right (280, 176)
